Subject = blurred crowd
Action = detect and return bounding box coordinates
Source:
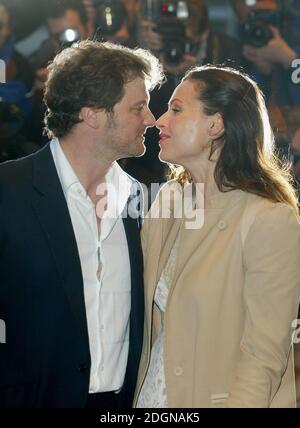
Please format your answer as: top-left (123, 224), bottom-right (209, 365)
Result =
top-left (0, 0), bottom-right (300, 189)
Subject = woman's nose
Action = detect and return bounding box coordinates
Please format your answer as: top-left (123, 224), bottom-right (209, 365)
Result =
top-left (156, 112), bottom-right (167, 129)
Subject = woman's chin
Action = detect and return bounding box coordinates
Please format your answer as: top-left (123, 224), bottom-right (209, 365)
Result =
top-left (159, 150), bottom-right (174, 164)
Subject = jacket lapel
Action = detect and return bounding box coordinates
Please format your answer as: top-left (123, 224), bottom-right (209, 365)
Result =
top-left (120, 197), bottom-right (144, 404)
top-left (30, 145), bottom-right (89, 348)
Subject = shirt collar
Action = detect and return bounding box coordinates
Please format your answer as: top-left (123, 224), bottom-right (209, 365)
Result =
top-left (104, 159), bottom-right (133, 220)
top-left (50, 137), bottom-right (133, 216)
top-left (50, 137), bottom-right (84, 199)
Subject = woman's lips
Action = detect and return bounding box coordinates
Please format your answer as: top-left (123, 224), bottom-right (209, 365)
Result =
top-left (159, 133), bottom-right (171, 142)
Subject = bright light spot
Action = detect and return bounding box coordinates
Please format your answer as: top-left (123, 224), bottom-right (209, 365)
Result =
top-left (65, 29), bottom-right (77, 42)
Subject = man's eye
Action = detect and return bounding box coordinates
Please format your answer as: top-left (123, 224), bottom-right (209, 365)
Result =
top-left (172, 108), bottom-right (181, 113)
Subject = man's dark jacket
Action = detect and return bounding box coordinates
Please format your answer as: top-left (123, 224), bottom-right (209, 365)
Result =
top-left (0, 144), bottom-right (144, 408)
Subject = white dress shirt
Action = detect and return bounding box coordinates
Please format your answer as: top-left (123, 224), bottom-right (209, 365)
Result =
top-left (50, 138), bottom-right (132, 393)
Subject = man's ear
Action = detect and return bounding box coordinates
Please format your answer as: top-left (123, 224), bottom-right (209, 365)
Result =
top-left (208, 113), bottom-right (224, 139)
top-left (79, 107), bottom-right (103, 129)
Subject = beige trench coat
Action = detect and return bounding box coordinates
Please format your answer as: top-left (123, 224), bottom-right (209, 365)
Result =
top-left (134, 184), bottom-right (300, 408)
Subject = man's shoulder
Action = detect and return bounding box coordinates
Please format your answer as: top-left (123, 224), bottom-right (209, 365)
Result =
top-left (0, 144), bottom-right (50, 183)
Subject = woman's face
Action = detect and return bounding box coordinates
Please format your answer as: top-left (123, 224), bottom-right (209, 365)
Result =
top-left (156, 80), bottom-right (214, 167)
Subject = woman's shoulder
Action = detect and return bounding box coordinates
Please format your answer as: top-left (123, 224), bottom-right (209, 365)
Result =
top-left (245, 193), bottom-right (299, 222)
top-left (241, 192), bottom-right (300, 250)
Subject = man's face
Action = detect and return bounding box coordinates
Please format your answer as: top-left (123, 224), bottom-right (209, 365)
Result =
top-left (47, 9), bottom-right (87, 39)
top-left (0, 5), bottom-right (11, 49)
top-left (101, 77), bottom-right (155, 160)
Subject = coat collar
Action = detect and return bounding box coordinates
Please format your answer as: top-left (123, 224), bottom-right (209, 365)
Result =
top-left (31, 144), bottom-right (90, 350)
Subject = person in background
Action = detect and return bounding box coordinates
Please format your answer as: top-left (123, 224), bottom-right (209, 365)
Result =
top-left (125, 0), bottom-right (243, 188)
top-left (0, 0), bottom-right (39, 162)
top-left (25, 0), bottom-right (89, 146)
top-left (0, 0), bottom-right (34, 118)
top-left (135, 65), bottom-right (300, 408)
top-left (32, 0), bottom-right (89, 89)
top-left (230, 0), bottom-right (300, 138)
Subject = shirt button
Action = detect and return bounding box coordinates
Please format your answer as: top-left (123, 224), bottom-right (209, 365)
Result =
top-left (174, 366), bottom-right (183, 376)
top-left (218, 220), bottom-right (227, 230)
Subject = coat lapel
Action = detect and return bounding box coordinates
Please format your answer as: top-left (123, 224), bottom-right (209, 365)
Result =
top-left (30, 145), bottom-right (89, 348)
top-left (143, 216), bottom-right (183, 317)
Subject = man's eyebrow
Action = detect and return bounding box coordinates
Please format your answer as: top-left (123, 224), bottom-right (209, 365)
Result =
top-left (132, 98), bottom-right (149, 107)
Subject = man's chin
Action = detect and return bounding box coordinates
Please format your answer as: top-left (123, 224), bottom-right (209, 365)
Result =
top-left (121, 144), bottom-right (146, 159)
top-left (133, 142), bottom-right (146, 157)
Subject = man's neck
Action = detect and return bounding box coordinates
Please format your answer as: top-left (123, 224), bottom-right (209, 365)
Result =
top-left (59, 134), bottom-right (113, 198)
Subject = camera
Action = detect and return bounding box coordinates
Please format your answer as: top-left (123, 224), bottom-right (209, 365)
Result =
top-left (94, 0), bottom-right (126, 35)
top-left (241, 9), bottom-right (282, 47)
top-left (141, 0), bottom-right (190, 65)
top-left (57, 28), bottom-right (80, 45)
top-left (29, 29), bottom-right (80, 70)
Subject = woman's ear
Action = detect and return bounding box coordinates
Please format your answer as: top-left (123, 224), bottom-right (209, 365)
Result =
top-left (208, 113), bottom-right (224, 139)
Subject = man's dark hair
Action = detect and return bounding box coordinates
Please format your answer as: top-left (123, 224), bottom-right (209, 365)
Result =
top-left (44, 40), bottom-right (164, 138)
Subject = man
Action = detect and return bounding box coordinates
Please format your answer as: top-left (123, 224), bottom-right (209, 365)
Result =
top-left (0, 40), bottom-right (163, 408)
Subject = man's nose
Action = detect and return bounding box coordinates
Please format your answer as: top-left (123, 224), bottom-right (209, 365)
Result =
top-left (144, 108), bottom-right (156, 127)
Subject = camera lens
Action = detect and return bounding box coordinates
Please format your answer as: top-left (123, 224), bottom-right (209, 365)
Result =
top-left (242, 20), bottom-right (273, 47)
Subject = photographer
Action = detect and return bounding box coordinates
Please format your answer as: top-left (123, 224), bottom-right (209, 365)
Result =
top-left (31, 0), bottom-right (89, 90)
top-left (231, 0), bottom-right (300, 105)
top-left (25, 0), bottom-right (89, 146)
top-left (0, 0), bottom-right (34, 118)
top-left (0, 0), bottom-right (38, 162)
top-left (137, 0), bottom-right (243, 77)
top-left (231, 0), bottom-right (300, 158)
top-left (93, 0), bottom-right (139, 48)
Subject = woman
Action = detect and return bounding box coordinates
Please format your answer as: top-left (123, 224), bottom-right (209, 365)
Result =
top-left (134, 65), bottom-right (300, 408)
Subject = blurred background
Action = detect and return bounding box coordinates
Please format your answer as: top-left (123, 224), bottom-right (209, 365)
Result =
top-left (0, 0), bottom-right (299, 186)
top-left (1, 0), bottom-right (300, 406)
